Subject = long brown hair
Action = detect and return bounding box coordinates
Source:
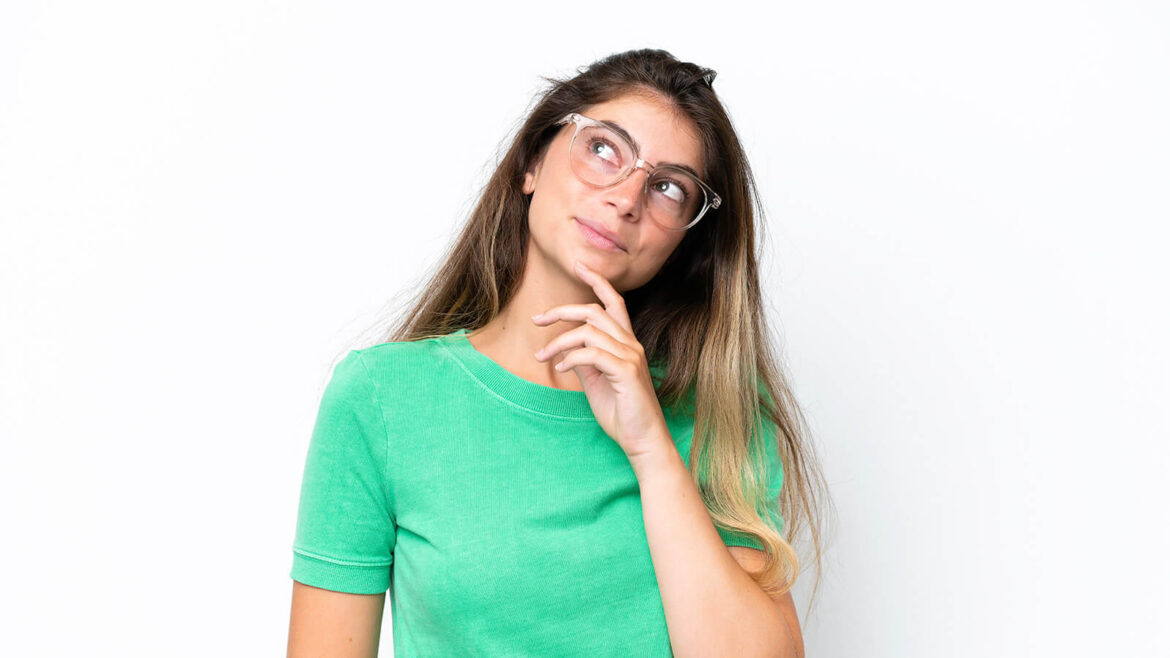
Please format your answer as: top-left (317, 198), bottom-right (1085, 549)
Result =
top-left (352, 48), bottom-right (833, 608)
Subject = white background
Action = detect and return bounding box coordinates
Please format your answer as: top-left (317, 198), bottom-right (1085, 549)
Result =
top-left (2, 1), bottom-right (1167, 656)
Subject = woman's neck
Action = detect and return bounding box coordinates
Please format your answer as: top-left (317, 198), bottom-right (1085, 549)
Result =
top-left (466, 253), bottom-right (598, 391)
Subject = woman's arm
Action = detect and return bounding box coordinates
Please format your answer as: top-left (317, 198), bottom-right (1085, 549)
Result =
top-left (728, 546), bottom-right (806, 658)
top-left (287, 581), bottom-right (385, 658)
top-left (631, 441), bottom-right (802, 658)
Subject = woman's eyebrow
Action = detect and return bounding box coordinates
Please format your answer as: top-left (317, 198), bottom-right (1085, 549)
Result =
top-left (599, 118), bottom-right (703, 180)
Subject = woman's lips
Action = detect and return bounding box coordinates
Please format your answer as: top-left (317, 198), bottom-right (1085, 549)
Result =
top-left (575, 218), bottom-right (625, 252)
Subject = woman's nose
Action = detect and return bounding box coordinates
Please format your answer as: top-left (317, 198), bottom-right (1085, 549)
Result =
top-left (603, 168), bottom-right (648, 218)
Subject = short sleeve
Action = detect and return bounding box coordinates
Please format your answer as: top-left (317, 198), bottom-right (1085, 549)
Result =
top-left (716, 414), bottom-right (786, 551)
top-left (290, 350), bottom-right (395, 594)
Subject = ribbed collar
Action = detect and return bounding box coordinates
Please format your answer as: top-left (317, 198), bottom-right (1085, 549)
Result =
top-left (435, 328), bottom-right (598, 420)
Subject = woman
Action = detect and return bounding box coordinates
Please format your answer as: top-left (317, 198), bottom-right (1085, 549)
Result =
top-left (287, 48), bottom-right (830, 657)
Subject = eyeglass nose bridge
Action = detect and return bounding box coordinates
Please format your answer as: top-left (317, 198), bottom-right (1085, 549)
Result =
top-left (630, 157), bottom-right (654, 177)
top-left (607, 157), bottom-right (655, 191)
top-left (600, 157), bottom-right (658, 210)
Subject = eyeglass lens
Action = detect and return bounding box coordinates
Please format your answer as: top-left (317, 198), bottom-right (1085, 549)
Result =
top-left (569, 124), bottom-right (707, 229)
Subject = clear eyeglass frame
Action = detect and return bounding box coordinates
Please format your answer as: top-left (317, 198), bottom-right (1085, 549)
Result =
top-left (554, 112), bottom-right (722, 231)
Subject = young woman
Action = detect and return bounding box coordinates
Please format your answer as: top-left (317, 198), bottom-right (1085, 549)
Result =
top-left (287, 48), bottom-right (830, 657)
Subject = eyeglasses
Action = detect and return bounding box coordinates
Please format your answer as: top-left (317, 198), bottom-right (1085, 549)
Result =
top-left (554, 112), bottom-right (721, 231)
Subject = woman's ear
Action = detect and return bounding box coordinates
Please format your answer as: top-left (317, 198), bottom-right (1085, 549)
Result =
top-left (522, 151), bottom-right (546, 195)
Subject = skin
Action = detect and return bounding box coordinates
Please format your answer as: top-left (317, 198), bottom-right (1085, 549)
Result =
top-left (287, 582), bottom-right (384, 657)
top-left (287, 90), bottom-right (803, 657)
top-left (466, 91), bottom-right (698, 390)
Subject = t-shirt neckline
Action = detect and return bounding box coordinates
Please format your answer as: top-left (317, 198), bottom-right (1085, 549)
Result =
top-left (436, 328), bottom-right (598, 420)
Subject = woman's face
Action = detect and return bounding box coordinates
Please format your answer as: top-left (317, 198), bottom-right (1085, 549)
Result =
top-left (522, 92), bottom-right (704, 292)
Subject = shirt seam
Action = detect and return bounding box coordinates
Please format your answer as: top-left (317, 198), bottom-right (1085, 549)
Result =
top-left (293, 547), bottom-right (393, 568)
top-left (352, 350), bottom-right (398, 524)
top-left (433, 337), bottom-right (600, 423)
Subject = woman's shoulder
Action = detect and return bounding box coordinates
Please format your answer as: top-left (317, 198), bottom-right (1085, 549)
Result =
top-left (344, 332), bottom-right (459, 370)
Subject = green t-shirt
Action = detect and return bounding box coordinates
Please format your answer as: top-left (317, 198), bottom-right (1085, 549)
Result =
top-left (290, 328), bottom-right (784, 656)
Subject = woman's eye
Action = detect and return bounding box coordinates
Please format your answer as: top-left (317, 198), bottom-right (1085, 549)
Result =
top-left (652, 179), bottom-right (687, 204)
top-left (589, 139), bottom-right (619, 163)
